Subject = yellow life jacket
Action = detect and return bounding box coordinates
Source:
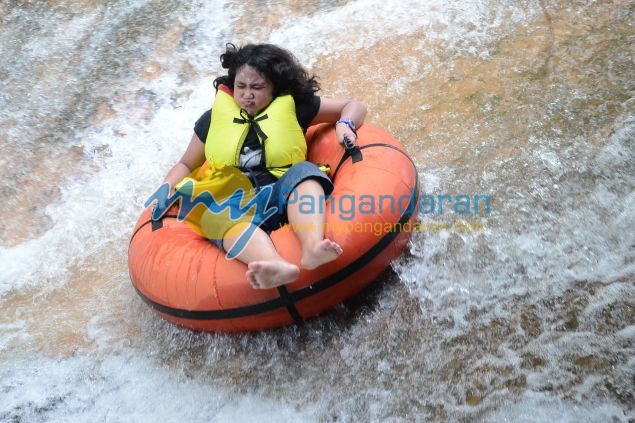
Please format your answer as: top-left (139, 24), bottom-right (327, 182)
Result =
top-left (205, 85), bottom-right (307, 179)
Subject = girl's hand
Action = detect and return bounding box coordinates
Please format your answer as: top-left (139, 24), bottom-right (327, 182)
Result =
top-left (335, 118), bottom-right (357, 147)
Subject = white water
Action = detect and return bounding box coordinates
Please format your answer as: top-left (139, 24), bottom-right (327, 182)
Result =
top-left (1, 0), bottom-right (633, 421)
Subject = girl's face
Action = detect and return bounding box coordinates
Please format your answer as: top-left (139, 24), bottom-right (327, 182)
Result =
top-left (233, 65), bottom-right (273, 116)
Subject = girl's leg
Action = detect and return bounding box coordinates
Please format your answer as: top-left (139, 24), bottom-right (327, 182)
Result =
top-left (222, 224), bottom-right (299, 289)
top-left (286, 178), bottom-right (342, 269)
top-left (220, 169), bottom-right (342, 290)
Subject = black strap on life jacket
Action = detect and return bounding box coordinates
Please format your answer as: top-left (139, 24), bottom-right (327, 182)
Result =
top-left (234, 109), bottom-right (269, 142)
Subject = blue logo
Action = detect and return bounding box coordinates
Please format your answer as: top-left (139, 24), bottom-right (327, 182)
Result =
top-left (145, 180), bottom-right (277, 259)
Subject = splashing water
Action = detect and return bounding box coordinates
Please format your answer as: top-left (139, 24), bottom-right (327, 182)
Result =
top-left (1, 0), bottom-right (633, 421)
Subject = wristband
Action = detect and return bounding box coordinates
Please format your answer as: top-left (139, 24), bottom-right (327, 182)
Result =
top-left (336, 118), bottom-right (356, 134)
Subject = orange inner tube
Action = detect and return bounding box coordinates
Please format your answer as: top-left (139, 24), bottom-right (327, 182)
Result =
top-left (128, 123), bottom-right (419, 332)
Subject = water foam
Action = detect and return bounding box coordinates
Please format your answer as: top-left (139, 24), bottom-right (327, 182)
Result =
top-left (0, 353), bottom-right (317, 423)
top-left (268, 0), bottom-right (539, 66)
top-left (0, 1), bottom-right (232, 295)
top-left (1, 1), bottom-right (632, 421)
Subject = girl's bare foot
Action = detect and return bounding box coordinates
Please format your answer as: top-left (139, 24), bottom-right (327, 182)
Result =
top-left (300, 238), bottom-right (343, 270)
top-left (246, 260), bottom-right (300, 289)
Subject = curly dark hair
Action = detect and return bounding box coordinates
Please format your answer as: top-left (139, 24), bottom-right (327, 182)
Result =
top-left (213, 43), bottom-right (320, 104)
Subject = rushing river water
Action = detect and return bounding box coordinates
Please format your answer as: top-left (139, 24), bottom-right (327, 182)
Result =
top-left (1, 0), bottom-right (634, 421)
